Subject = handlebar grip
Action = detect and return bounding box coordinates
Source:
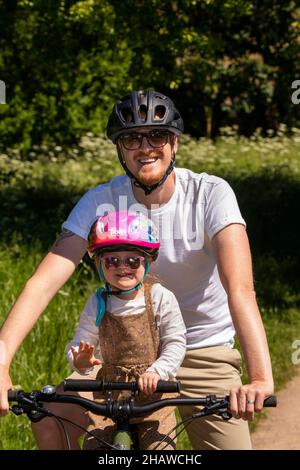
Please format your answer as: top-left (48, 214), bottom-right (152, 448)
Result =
top-left (64, 379), bottom-right (180, 393)
top-left (263, 395), bottom-right (277, 407)
top-left (63, 379), bottom-right (102, 392)
top-left (7, 389), bottom-right (19, 402)
top-left (156, 381), bottom-right (180, 393)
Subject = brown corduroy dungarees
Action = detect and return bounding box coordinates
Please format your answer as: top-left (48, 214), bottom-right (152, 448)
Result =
top-left (83, 282), bottom-right (177, 450)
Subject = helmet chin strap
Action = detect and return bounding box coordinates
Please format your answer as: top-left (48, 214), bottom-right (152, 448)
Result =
top-left (116, 145), bottom-right (176, 196)
top-left (104, 282), bottom-right (142, 296)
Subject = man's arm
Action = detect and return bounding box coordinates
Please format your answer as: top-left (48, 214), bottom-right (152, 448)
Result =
top-left (0, 231), bottom-right (87, 414)
top-left (212, 223), bottom-right (274, 420)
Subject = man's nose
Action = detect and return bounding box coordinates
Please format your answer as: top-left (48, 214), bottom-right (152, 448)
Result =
top-left (139, 135), bottom-right (152, 151)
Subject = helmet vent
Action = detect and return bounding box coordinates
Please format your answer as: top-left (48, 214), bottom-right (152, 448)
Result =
top-left (154, 105), bottom-right (166, 120)
top-left (138, 104), bottom-right (147, 122)
top-left (107, 90), bottom-right (184, 141)
top-left (121, 107), bottom-right (134, 123)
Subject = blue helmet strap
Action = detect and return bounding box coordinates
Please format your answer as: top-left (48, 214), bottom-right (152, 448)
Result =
top-left (95, 288), bottom-right (106, 327)
top-left (95, 283), bottom-right (143, 327)
top-left (144, 257), bottom-right (150, 277)
top-left (95, 256), bottom-right (149, 326)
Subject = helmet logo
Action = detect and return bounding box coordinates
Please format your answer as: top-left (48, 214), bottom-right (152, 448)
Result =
top-left (109, 228), bottom-right (126, 236)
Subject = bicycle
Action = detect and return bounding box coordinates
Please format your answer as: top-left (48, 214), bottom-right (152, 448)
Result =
top-left (8, 379), bottom-right (277, 450)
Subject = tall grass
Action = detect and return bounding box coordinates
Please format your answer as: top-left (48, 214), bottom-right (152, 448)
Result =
top-left (0, 129), bottom-right (299, 449)
top-left (0, 243), bottom-right (99, 449)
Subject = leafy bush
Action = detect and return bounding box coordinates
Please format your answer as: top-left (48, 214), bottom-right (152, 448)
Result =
top-left (0, 1), bottom-right (299, 148)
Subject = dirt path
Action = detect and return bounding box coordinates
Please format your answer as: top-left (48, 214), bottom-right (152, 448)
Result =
top-left (250, 369), bottom-right (300, 450)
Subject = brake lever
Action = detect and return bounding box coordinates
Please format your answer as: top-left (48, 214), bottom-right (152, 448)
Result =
top-left (10, 391), bottom-right (50, 422)
top-left (192, 395), bottom-right (232, 421)
top-left (10, 405), bottom-right (24, 416)
top-left (218, 409), bottom-right (232, 420)
top-left (27, 409), bottom-right (48, 423)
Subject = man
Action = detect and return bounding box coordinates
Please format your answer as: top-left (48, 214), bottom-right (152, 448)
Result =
top-left (0, 90), bottom-right (273, 449)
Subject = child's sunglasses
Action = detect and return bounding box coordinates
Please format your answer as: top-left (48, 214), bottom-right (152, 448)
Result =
top-left (102, 255), bottom-right (145, 270)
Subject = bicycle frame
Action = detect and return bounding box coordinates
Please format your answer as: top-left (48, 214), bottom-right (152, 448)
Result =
top-left (8, 380), bottom-right (277, 451)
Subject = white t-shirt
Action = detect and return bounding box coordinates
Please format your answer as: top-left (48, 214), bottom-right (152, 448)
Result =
top-left (66, 283), bottom-right (187, 380)
top-left (63, 168), bottom-right (246, 349)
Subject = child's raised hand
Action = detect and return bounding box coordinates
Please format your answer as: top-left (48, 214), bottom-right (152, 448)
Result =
top-left (71, 340), bottom-right (102, 371)
top-left (138, 372), bottom-right (161, 395)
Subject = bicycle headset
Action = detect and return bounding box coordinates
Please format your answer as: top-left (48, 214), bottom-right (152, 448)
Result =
top-left (106, 90), bottom-right (184, 195)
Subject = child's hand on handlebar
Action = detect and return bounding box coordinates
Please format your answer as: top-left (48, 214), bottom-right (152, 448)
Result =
top-left (71, 341), bottom-right (102, 371)
top-left (138, 372), bottom-right (161, 396)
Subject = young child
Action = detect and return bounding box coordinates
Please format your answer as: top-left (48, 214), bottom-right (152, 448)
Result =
top-left (66, 210), bottom-right (186, 450)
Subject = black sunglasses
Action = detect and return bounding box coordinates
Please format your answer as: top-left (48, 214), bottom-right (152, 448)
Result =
top-left (119, 130), bottom-right (171, 150)
top-left (102, 255), bottom-right (145, 270)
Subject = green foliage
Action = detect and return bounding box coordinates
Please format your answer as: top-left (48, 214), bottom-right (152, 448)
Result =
top-left (0, 1), bottom-right (299, 148)
top-left (0, 0), bottom-right (132, 149)
top-left (0, 134), bottom-right (120, 248)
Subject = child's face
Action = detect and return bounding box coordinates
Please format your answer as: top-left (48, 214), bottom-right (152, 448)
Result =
top-left (100, 250), bottom-right (146, 291)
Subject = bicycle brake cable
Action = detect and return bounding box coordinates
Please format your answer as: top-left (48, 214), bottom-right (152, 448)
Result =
top-left (153, 402), bottom-right (231, 450)
top-left (152, 413), bottom-right (193, 450)
top-left (49, 413), bottom-right (120, 450)
top-left (53, 416), bottom-right (72, 450)
top-left (11, 397), bottom-right (118, 450)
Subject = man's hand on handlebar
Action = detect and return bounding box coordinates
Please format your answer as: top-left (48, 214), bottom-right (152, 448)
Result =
top-left (0, 365), bottom-right (13, 416)
top-left (229, 380), bottom-right (275, 421)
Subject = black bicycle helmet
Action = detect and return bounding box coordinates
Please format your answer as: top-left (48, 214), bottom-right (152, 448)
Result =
top-left (106, 90), bottom-right (183, 196)
top-left (107, 90), bottom-right (184, 142)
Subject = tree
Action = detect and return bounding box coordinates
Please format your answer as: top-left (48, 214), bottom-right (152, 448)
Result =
top-left (0, 0), bottom-right (299, 150)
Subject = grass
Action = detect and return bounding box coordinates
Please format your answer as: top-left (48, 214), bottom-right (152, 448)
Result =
top-left (0, 129), bottom-right (299, 449)
top-left (0, 243), bottom-right (99, 450)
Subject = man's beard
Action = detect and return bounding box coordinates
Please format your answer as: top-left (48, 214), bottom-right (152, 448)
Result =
top-left (137, 167), bottom-right (166, 186)
top-left (134, 151), bottom-right (170, 186)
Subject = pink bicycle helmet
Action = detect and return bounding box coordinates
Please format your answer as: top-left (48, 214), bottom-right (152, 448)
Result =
top-left (88, 211), bottom-right (160, 260)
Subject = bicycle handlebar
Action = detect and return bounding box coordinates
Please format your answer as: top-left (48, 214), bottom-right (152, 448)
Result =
top-left (62, 380), bottom-right (276, 408)
top-left (63, 379), bottom-right (180, 393)
top-left (7, 389), bottom-right (19, 401)
top-left (6, 382), bottom-right (277, 452)
top-left (261, 395), bottom-right (277, 407)
top-left (8, 381), bottom-right (277, 421)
